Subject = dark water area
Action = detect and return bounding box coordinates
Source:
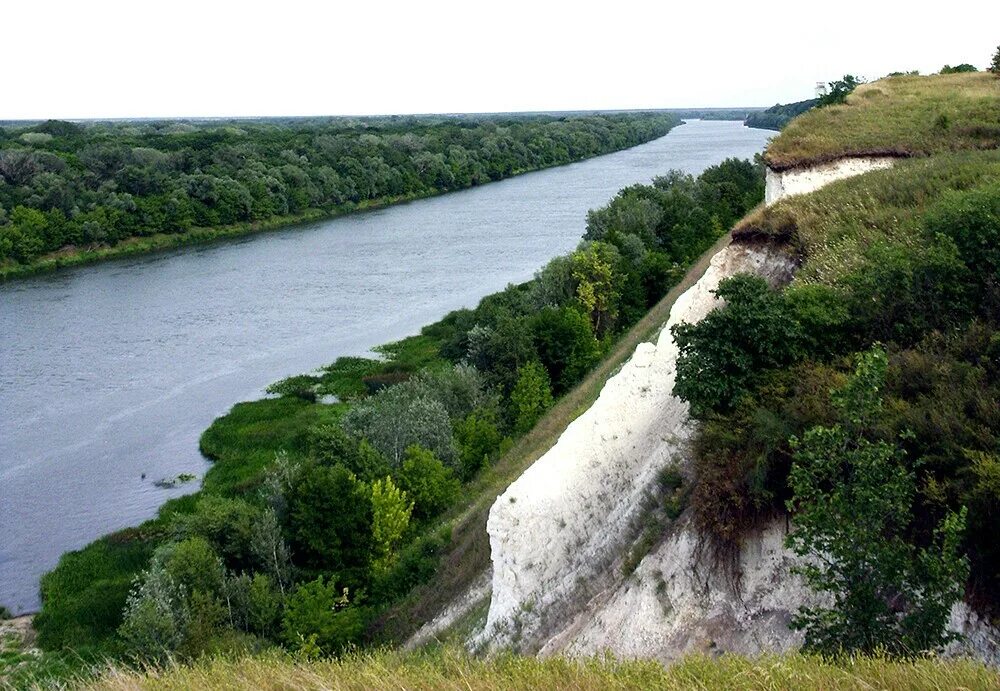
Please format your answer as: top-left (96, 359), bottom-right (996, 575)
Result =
top-left (0, 120), bottom-right (772, 612)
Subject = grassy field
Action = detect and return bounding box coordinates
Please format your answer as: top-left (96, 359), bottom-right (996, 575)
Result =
top-left (763, 72), bottom-right (1000, 170)
top-left (52, 648), bottom-right (999, 690)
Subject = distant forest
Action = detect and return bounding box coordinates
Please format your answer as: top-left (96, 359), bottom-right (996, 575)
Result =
top-left (744, 99), bottom-right (818, 131)
top-left (0, 113), bottom-right (678, 270)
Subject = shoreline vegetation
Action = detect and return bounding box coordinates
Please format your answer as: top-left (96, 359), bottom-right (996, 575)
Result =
top-left (0, 150), bottom-right (638, 282)
top-left (20, 154), bottom-right (766, 686)
top-left (0, 112), bottom-right (681, 281)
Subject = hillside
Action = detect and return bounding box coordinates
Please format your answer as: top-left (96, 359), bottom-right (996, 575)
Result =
top-left (469, 70), bottom-right (1000, 660)
top-left (764, 72), bottom-right (1000, 169)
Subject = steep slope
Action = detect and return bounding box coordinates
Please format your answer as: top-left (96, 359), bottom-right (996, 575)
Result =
top-left (474, 72), bottom-right (1000, 661)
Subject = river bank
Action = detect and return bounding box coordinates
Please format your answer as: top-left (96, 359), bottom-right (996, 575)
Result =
top-left (1, 121), bottom-right (774, 616)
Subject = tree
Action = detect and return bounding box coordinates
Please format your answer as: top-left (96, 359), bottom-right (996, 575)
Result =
top-left (281, 577), bottom-right (363, 655)
top-left (991, 44), bottom-right (1000, 74)
top-left (370, 476), bottom-right (414, 573)
top-left (672, 274), bottom-right (803, 417)
top-left (785, 347), bottom-right (969, 656)
top-left (531, 306), bottom-right (601, 394)
top-left (396, 446), bottom-right (459, 521)
top-left (818, 75), bottom-right (864, 107)
top-left (939, 64), bottom-right (977, 74)
top-left (342, 383), bottom-right (457, 468)
top-left (118, 563), bottom-right (189, 661)
top-left (510, 361), bottom-right (554, 434)
top-left (282, 462), bottom-right (374, 579)
top-left (572, 241), bottom-right (621, 336)
top-left (454, 410), bottom-right (503, 480)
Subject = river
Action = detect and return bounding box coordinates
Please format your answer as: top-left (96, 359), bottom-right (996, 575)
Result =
top-left (0, 120), bottom-right (772, 613)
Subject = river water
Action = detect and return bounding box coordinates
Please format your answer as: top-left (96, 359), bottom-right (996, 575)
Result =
top-left (0, 120), bottom-right (772, 613)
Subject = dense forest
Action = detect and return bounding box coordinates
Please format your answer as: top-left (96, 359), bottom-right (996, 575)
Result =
top-left (0, 112), bottom-right (678, 274)
top-left (29, 158), bottom-right (765, 665)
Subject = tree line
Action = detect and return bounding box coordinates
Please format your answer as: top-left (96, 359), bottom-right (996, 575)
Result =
top-left (0, 112), bottom-right (678, 269)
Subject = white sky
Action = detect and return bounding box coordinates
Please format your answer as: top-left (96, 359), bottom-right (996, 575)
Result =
top-left (5, 1), bottom-right (999, 120)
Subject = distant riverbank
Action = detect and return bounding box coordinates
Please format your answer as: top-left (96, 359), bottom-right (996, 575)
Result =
top-left (0, 150), bottom-right (658, 282)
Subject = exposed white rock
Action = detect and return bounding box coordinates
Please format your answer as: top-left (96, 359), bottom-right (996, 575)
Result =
top-left (765, 157), bottom-right (895, 205)
top-left (406, 570), bottom-right (491, 650)
top-left (481, 242), bottom-right (795, 648)
top-left (543, 519), bottom-right (1000, 665)
top-left (544, 520), bottom-right (810, 660)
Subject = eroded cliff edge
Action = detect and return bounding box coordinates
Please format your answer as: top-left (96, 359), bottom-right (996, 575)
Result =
top-left (473, 154), bottom-right (1000, 663)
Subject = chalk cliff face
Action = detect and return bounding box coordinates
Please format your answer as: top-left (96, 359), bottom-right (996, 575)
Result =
top-left (470, 156), bottom-right (1000, 662)
top-left (764, 156), bottom-right (895, 204)
top-left (480, 242), bottom-right (795, 649)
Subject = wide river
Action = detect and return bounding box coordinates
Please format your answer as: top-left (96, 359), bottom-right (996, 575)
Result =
top-left (0, 120), bottom-right (772, 612)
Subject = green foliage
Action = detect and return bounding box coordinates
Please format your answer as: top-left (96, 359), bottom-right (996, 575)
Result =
top-left (118, 562), bottom-right (189, 661)
top-left (396, 446), bottom-right (460, 522)
top-left (0, 113), bottom-right (680, 271)
top-left (786, 348), bottom-right (969, 655)
top-left (342, 377), bottom-right (458, 468)
top-left (453, 410), bottom-right (504, 480)
top-left (991, 44), bottom-right (1000, 74)
top-left (509, 361), bottom-right (554, 435)
top-left (673, 275), bottom-right (804, 417)
top-left (160, 537), bottom-right (225, 598)
top-left (171, 495), bottom-right (260, 573)
top-left (744, 99), bottom-right (818, 131)
top-left (940, 64), bottom-right (978, 74)
top-left (281, 577), bottom-right (364, 655)
top-left (282, 462), bottom-right (374, 581)
top-left (308, 423), bottom-right (390, 481)
top-left (923, 183), bottom-right (1000, 312)
top-left (817, 75), bottom-right (864, 107)
top-left (572, 241), bottom-right (621, 336)
top-left (530, 306), bottom-right (601, 395)
top-left (370, 476), bottom-right (414, 573)
top-left (35, 528), bottom-right (158, 650)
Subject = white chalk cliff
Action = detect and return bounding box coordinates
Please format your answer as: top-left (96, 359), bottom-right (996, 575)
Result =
top-left (465, 155), bottom-right (1000, 663)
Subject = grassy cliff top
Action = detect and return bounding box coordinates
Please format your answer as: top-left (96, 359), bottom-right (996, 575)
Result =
top-left (736, 150), bottom-right (1000, 282)
top-left (764, 72), bottom-right (1000, 170)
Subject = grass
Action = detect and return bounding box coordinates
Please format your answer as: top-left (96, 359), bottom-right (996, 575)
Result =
top-left (735, 149), bottom-right (1000, 283)
top-left (51, 648), bottom-right (1000, 690)
top-left (367, 230), bottom-right (736, 644)
top-left (764, 72), bottom-right (1000, 170)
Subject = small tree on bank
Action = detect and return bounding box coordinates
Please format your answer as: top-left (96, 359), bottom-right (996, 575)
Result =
top-left (991, 44), bottom-right (1000, 74)
top-left (785, 347), bottom-right (969, 656)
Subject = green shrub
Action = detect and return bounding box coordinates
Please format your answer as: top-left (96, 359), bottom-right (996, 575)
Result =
top-left (282, 462), bottom-right (374, 581)
top-left (509, 361), bottom-right (554, 434)
top-left (396, 446), bottom-right (460, 522)
top-left (786, 348), bottom-right (969, 655)
top-left (673, 274), bottom-right (804, 417)
top-left (281, 577), bottom-right (365, 655)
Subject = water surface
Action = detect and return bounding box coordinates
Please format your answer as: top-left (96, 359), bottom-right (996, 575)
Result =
top-left (0, 120), bottom-right (772, 612)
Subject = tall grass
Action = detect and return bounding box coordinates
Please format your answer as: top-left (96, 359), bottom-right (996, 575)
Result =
top-left (764, 72), bottom-right (1000, 169)
top-left (64, 648), bottom-right (1000, 691)
top-left (735, 150), bottom-right (1000, 284)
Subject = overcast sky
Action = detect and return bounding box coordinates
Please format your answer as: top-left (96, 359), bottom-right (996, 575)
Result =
top-left (6, 1), bottom-right (998, 120)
